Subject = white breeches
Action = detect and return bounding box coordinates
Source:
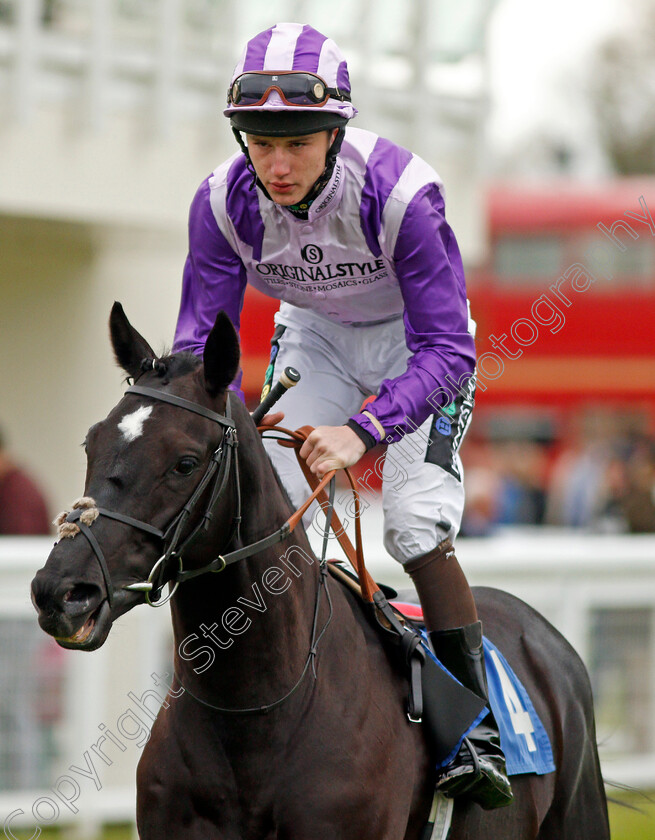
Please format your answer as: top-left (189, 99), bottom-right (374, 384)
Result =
top-left (261, 304), bottom-right (474, 564)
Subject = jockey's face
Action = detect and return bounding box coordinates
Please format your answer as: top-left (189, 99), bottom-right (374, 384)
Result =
top-left (247, 130), bottom-right (336, 206)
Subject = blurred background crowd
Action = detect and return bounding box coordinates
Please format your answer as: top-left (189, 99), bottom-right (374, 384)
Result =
top-left (4, 407), bottom-right (655, 537)
top-left (461, 411), bottom-right (655, 535)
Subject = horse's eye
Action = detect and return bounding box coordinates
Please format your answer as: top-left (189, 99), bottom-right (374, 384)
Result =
top-left (174, 457), bottom-right (198, 476)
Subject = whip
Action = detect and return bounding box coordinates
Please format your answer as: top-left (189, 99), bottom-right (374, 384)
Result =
top-left (251, 366), bottom-right (301, 425)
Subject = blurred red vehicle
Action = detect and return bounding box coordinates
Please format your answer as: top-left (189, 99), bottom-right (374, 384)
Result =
top-left (467, 179), bottom-right (655, 439)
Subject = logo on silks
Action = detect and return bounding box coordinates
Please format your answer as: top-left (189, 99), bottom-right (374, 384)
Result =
top-left (435, 417), bottom-right (451, 436)
top-left (301, 244), bottom-right (323, 264)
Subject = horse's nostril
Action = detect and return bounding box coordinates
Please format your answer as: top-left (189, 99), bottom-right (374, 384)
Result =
top-left (63, 583), bottom-right (103, 614)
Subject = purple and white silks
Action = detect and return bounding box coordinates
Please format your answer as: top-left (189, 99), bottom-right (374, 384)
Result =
top-left (173, 126), bottom-right (476, 445)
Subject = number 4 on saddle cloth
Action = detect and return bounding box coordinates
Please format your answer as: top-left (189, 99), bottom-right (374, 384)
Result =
top-left (392, 598), bottom-right (556, 777)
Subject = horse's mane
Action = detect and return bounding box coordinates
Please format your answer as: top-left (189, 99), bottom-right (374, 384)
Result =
top-left (125, 350), bottom-right (202, 386)
top-left (153, 350), bottom-right (201, 380)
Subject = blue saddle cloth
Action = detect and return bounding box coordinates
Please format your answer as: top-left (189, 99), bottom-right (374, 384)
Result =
top-left (420, 632), bottom-right (555, 776)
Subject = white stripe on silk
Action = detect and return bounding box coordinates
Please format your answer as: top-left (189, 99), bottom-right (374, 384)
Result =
top-left (316, 37), bottom-right (340, 87)
top-left (340, 127), bottom-right (379, 215)
top-left (380, 154), bottom-right (443, 258)
top-left (263, 22), bottom-right (303, 71)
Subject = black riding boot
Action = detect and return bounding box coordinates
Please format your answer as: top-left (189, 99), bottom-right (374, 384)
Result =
top-left (404, 542), bottom-right (513, 809)
top-left (429, 622), bottom-right (513, 810)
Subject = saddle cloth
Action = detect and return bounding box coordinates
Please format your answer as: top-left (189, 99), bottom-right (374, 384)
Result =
top-left (393, 602), bottom-right (555, 777)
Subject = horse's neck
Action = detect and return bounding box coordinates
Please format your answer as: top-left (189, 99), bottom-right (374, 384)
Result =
top-left (171, 412), bottom-right (322, 709)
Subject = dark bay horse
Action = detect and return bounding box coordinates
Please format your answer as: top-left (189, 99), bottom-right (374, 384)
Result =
top-left (31, 304), bottom-right (609, 839)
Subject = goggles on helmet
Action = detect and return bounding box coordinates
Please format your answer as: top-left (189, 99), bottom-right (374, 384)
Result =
top-left (228, 71), bottom-right (351, 109)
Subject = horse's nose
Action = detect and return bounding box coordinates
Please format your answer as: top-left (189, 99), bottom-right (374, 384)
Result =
top-left (31, 569), bottom-right (58, 613)
top-left (31, 570), bottom-right (104, 618)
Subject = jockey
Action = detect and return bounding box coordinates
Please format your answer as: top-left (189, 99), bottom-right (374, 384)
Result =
top-left (173, 22), bottom-right (512, 810)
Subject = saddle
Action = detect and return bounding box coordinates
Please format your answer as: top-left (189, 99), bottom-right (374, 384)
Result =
top-left (261, 423), bottom-right (488, 766)
top-left (334, 570), bottom-right (555, 779)
top-left (257, 422), bottom-right (555, 791)
top-left (327, 560), bottom-right (487, 765)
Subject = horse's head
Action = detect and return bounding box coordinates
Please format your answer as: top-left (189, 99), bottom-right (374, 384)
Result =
top-left (31, 303), bottom-right (240, 651)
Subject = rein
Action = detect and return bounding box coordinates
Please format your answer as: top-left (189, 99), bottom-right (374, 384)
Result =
top-left (174, 472), bottom-right (338, 716)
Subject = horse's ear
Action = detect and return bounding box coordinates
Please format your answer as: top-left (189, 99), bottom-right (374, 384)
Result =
top-left (109, 302), bottom-right (156, 379)
top-left (203, 311), bottom-right (240, 397)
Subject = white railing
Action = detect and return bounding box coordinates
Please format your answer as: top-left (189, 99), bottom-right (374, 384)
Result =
top-left (3, 527), bottom-right (653, 836)
top-left (0, 0), bottom-right (490, 258)
top-left (335, 517), bottom-right (655, 790)
top-left (0, 0), bottom-right (488, 141)
top-left (0, 538), bottom-right (169, 839)
top-left (0, 0), bottom-right (232, 131)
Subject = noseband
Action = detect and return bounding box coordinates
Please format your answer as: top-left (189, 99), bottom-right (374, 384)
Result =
top-left (61, 384), bottom-right (240, 607)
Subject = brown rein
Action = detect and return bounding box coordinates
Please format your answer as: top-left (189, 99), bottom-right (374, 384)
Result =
top-left (258, 423), bottom-right (380, 604)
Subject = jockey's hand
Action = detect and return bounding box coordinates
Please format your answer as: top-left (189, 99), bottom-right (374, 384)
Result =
top-left (256, 411), bottom-right (285, 427)
top-left (300, 425), bottom-right (366, 479)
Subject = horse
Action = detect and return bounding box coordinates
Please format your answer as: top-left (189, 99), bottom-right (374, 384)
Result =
top-left (31, 303), bottom-right (610, 839)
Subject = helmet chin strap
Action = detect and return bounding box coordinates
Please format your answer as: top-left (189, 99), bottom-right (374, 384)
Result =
top-left (286, 161), bottom-right (335, 218)
top-left (232, 126), bottom-right (346, 216)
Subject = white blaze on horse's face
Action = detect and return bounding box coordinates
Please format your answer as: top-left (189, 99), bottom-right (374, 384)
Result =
top-left (118, 405), bottom-right (153, 443)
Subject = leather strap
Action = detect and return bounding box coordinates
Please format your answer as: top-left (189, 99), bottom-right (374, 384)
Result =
top-left (174, 455), bottom-right (340, 582)
top-left (259, 423), bottom-right (380, 603)
top-left (65, 510), bottom-right (115, 608)
top-left (96, 507), bottom-right (165, 539)
top-left (126, 385), bottom-right (235, 427)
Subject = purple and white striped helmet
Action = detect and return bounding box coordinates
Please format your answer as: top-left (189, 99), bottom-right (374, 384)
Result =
top-left (224, 23), bottom-right (357, 136)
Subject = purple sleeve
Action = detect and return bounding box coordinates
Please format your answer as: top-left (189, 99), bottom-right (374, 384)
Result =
top-left (173, 177), bottom-right (247, 357)
top-left (349, 183), bottom-right (476, 444)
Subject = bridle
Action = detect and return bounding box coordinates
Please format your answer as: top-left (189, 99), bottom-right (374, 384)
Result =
top-left (59, 379), bottom-right (389, 715)
top-left (63, 384), bottom-right (241, 607)
top-left (62, 383), bottom-right (348, 608)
